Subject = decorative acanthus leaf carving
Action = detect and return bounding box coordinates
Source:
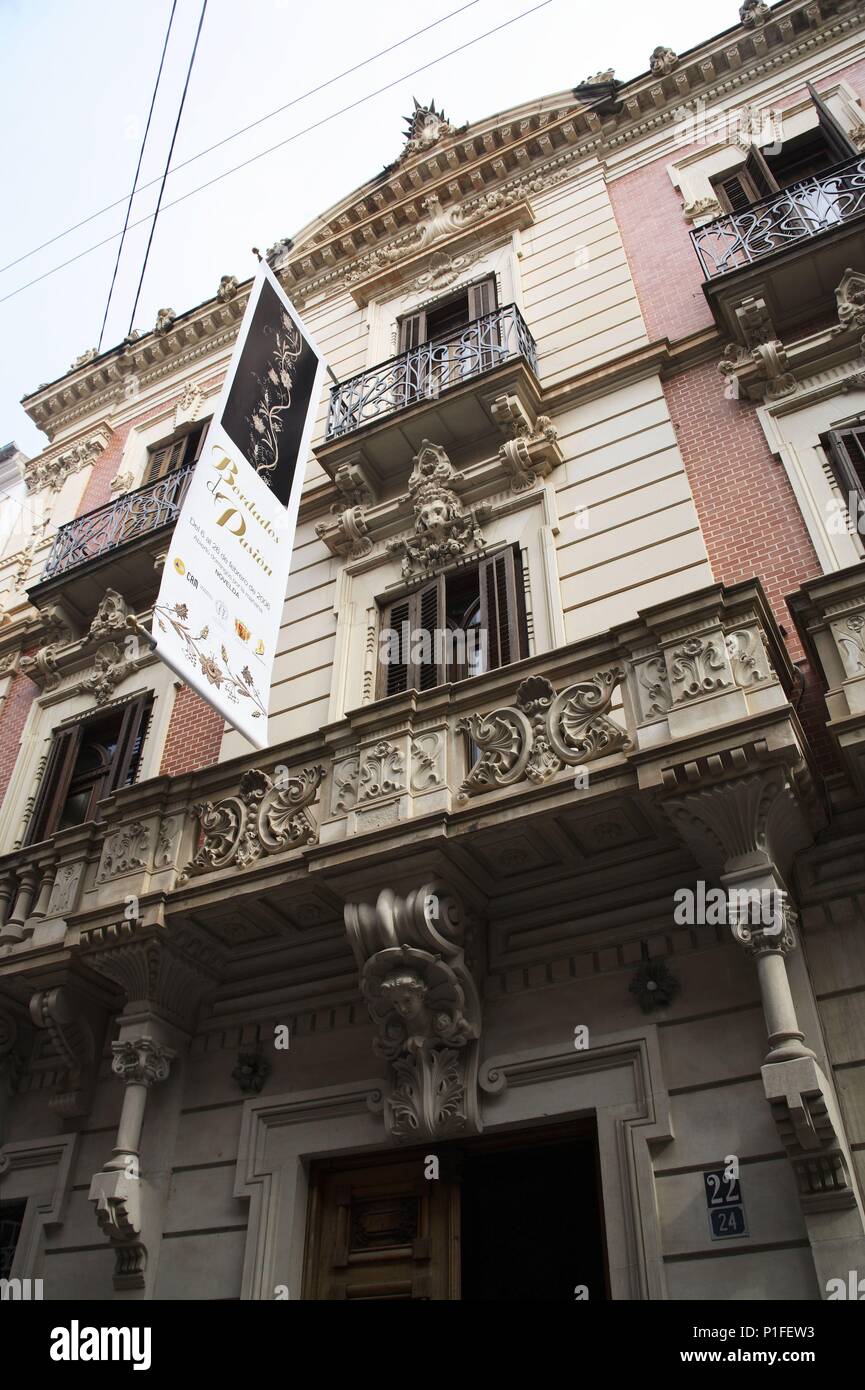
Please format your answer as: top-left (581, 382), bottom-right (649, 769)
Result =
top-left (457, 670), bottom-right (630, 798)
top-left (76, 640), bottom-right (141, 702)
top-left (491, 393), bottom-right (561, 491)
top-left (20, 643), bottom-right (62, 691)
top-left (24, 431), bottom-right (108, 494)
top-left (669, 636), bottom-right (730, 699)
top-left (182, 765), bottom-right (324, 876)
top-left (89, 589), bottom-right (130, 642)
top-left (345, 882), bottom-right (481, 1142)
top-left (98, 822), bottom-right (151, 882)
top-left (388, 440), bottom-right (486, 578)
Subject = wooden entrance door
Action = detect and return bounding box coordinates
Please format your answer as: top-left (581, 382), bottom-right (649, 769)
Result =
top-left (303, 1156), bottom-right (460, 1300)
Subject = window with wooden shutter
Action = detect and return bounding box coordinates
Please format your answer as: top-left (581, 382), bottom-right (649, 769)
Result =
top-left (712, 145), bottom-right (779, 214)
top-left (24, 696), bottom-right (152, 846)
top-left (378, 579), bottom-right (444, 698)
top-left (467, 278), bottom-right (497, 321)
top-left (824, 422), bottom-right (865, 527)
top-left (143, 423), bottom-right (206, 485)
top-left (478, 547), bottom-right (524, 671)
top-left (398, 311), bottom-right (427, 353)
top-left (806, 82), bottom-right (858, 163)
top-left (376, 547), bottom-right (525, 699)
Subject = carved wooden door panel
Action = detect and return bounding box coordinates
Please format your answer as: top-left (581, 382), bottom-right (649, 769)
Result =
top-left (303, 1157), bottom-right (460, 1300)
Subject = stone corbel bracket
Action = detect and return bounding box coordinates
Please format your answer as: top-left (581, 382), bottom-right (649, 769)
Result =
top-left (491, 392), bottom-right (563, 491)
top-left (718, 296), bottom-right (797, 402)
top-left (763, 1055), bottom-right (858, 1213)
top-left (344, 881), bottom-right (482, 1142)
top-left (28, 983), bottom-right (108, 1119)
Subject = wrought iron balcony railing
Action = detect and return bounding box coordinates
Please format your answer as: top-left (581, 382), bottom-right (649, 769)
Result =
top-left (325, 303), bottom-right (538, 440)
top-left (690, 153), bottom-right (865, 280)
top-left (41, 462), bottom-right (195, 580)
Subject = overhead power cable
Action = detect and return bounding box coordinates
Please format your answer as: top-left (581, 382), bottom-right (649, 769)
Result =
top-left (126, 0), bottom-right (209, 334)
top-left (0, 0), bottom-right (480, 279)
top-left (97, 0), bottom-right (178, 352)
top-left (0, 0), bottom-right (551, 312)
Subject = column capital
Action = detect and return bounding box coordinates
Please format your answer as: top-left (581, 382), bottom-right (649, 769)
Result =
top-left (111, 1037), bottom-right (175, 1088)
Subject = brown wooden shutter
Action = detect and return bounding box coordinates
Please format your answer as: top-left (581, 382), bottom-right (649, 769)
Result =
top-left (104, 695), bottom-right (152, 798)
top-left (143, 436), bottom-right (185, 485)
top-left (416, 576), bottom-right (444, 691)
top-left (479, 547), bottom-right (523, 673)
top-left (744, 145), bottom-right (780, 199)
top-left (380, 596), bottom-right (412, 697)
top-left (716, 172), bottom-right (756, 214)
top-left (399, 311), bottom-right (427, 352)
top-left (825, 425), bottom-right (865, 501)
top-left (468, 278), bottom-right (497, 320)
top-left (378, 578), bottom-right (444, 698)
top-left (807, 82), bottom-right (858, 162)
top-left (23, 725), bottom-right (83, 846)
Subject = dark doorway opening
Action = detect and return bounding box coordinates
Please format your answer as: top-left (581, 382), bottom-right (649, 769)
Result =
top-left (460, 1128), bottom-right (608, 1301)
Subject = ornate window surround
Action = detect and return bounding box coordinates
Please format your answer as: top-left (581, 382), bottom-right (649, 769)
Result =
top-left (667, 80), bottom-right (865, 224)
top-left (0, 663), bottom-right (179, 854)
top-left (326, 481), bottom-right (564, 723)
top-left (0, 1133), bottom-right (78, 1280)
top-left (233, 1026), bottom-right (672, 1301)
top-left (757, 369), bottom-right (865, 574)
top-left (365, 237), bottom-right (522, 370)
top-left (119, 379), bottom-right (220, 494)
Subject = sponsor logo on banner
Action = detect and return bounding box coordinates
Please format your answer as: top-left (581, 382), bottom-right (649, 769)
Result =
top-left (152, 262), bottom-right (326, 747)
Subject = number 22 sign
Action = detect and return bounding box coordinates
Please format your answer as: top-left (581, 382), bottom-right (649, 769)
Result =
top-left (703, 1169), bottom-right (749, 1241)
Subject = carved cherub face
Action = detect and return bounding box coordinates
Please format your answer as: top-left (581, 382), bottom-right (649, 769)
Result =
top-left (381, 969), bottom-right (427, 1020)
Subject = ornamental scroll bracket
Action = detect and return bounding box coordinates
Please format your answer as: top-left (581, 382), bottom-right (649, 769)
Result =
top-left (182, 765), bottom-right (324, 877)
top-left (457, 670), bottom-right (631, 798)
top-left (345, 881), bottom-right (482, 1143)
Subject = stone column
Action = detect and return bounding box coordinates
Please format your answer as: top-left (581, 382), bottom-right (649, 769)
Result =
top-left (88, 1036), bottom-right (176, 1291)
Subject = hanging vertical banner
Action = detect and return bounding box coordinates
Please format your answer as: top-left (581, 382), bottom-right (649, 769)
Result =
top-left (152, 260), bottom-right (326, 749)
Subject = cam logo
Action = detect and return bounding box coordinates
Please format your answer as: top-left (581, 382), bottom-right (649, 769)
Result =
top-left (0, 1278), bottom-right (43, 1300)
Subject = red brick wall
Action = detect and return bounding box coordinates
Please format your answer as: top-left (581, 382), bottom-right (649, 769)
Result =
top-left (0, 667), bottom-right (39, 810)
top-left (609, 58), bottom-right (865, 344)
top-left (159, 684), bottom-right (225, 778)
top-left (663, 361), bottom-right (837, 769)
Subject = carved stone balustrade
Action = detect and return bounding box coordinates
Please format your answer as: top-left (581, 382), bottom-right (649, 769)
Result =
top-left (0, 580), bottom-right (807, 1010)
top-left (790, 564), bottom-right (865, 796)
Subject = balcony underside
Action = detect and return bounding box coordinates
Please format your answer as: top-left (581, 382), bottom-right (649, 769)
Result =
top-left (316, 356), bottom-right (542, 484)
top-left (27, 526), bottom-right (171, 622)
top-left (703, 215), bottom-right (865, 341)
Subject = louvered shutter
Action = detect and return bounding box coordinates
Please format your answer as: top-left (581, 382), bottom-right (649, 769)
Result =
top-left (104, 695), bottom-right (153, 798)
top-left (825, 424), bottom-right (865, 500)
top-left (744, 144), bottom-right (780, 200)
top-left (416, 577), bottom-right (444, 691)
top-left (468, 278), bottom-right (497, 320)
top-left (807, 82), bottom-right (858, 162)
top-left (399, 311), bottom-right (426, 352)
top-left (23, 725), bottom-right (83, 846)
top-left (478, 548), bottom-right (523, 673)
top-left (378, 578), bottom-right (444, 698)
top-left (716, 172), bottom-right (756, 214)
top-left (379, 595), bottom-right (412, 697)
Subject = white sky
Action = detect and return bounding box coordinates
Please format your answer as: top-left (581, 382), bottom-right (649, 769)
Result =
top-left (0, 0), bottom-right (736, 456)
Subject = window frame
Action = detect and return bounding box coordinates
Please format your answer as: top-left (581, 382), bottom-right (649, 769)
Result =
top-left (375, 545), bottom-right (526, 700)
top-left (23, 693), bottom-right (153, 847)
top-left (142, 420), bottom-right (207, 486)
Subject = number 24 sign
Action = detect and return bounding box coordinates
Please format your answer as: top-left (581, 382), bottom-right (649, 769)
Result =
top-left (703, 1170), bottom-right (749, 1241)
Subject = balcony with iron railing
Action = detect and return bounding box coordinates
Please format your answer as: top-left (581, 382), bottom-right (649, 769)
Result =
top-left (27, 462), bottom-right (195, 613)
top-left (318, 303), bottom-right (541, 480)
top-left (691, 153), bottom-right (865, 340)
